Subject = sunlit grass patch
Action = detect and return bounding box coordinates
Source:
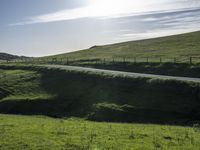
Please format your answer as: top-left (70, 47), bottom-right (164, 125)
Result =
top-left (0, 114), bottom-right (200, 150)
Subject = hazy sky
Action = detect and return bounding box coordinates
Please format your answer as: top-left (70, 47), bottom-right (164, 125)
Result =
top-left (0, 0), bottom-right (200, 56)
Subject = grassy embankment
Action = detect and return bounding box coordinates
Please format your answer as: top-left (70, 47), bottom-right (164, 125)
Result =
top-left (0, 114), bottom-right (200, 150)
top-left (44, 31), bottom-right (200, 62)
top-left (0, 65), bottom-right (200, 124)
top-left (3, 32), bottom-right (200, 77)
top-left (33, 31), bottom-right (200, 77)
top-left (79, 63), bottom-right (200, 78)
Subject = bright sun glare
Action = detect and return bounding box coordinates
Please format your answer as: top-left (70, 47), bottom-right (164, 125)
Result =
top-left (87, 0), bottom-right (153, 17)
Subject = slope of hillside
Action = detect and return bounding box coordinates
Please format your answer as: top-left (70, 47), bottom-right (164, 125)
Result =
top-left (0, 64), bottom-right (200, 124)
top-left (0, 52), bottom-right (28, 60)
top-left (46, 31), bottom-right (200, 60)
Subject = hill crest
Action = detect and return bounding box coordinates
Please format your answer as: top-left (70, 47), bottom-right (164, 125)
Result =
top-left (0, 52), bottom-right (28, 60)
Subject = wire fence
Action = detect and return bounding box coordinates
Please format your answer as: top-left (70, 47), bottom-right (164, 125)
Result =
top-left (1, 56), bottom-right (200, 65)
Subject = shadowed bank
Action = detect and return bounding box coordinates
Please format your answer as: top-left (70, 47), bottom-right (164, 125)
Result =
top-left (0, 65), bottom-right (200, 125)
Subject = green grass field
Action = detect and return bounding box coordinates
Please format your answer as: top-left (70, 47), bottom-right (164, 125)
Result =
top-left (0, 65), bottom-right (200, 124)
top-left (0, 114), bottom-right (200, 150)
top-left (1, 31), bottom-right (200, 149)
top-left (0, 69), bottom-right (51, 101)
top-left (0, 64), bottom-right (200, 149)
top-left (43, 31), bottom-right (200, 61)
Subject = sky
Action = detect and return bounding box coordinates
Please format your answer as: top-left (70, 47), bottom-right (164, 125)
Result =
top-left (0, 0), bottom-right (200, 56)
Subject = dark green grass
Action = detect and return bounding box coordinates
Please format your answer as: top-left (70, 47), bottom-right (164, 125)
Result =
top-left (78, 62), bottom-right (200, 78)
top-left (0, 65), bottom-right (200, 124)
top-left (0, 114), bottom-right (200, 150)
top-left (44, 31), bottom-right (200, 60)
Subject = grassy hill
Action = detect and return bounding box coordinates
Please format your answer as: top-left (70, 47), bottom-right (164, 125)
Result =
top-left (0, 64), bottom-right (200, 124)
top-left (1, 64), bottom-right (200, 149)
top-left (4, 32), bottom-right (200, 78)
top-left (46, 31), bottom-right (200, 61)
top-left (0, 52), bottom-right (28, 61)
top-left (27, 31), bottom-right (200, 78)
top-left (1, 28), bottom-right (200, 150)
top-left (0, 114), bottom-right (200, 150)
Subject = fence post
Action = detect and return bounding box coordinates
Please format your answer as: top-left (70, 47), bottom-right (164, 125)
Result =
top-left (66, 58), bottom-right (68, 65)
top-left (123, 57), bottom-right (126, 63)
top-left (189, 57), bottom-right (192, 64)
top-left (74, 58), bottom-right (76, 64)
top-left (174, 58), bottom-right (176, 63)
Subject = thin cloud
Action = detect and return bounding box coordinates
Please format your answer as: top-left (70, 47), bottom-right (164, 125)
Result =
top-left (9, 0), bottom-right (200, 26)
top-left (113, 8), bottom-right (200, 42)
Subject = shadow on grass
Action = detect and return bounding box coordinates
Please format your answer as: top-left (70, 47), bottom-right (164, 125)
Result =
top-left (0, 88), bottom-right (11, 99)
top-left (0, 99), bottom-right (196, 125)
top-left (0, 66), bottom-right (200, 125)
top-left (0, 98), bottom-right (86, 118)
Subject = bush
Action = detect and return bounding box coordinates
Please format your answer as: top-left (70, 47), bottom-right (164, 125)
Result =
top-left (88, 103), bottom-right (135, 122)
